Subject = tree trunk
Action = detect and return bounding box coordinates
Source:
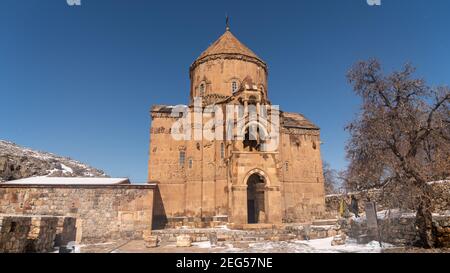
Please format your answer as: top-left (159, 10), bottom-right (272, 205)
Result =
top-left (415, 195), bottom-right (435, 248)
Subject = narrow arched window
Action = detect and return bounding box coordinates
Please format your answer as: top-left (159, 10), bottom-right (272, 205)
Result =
top-left (248, 95), bottom-right (257, 105)
top-left (285, 162), bottom-right (289, 172)
top-left (188, 158), bottom-right (193, 169)
top-left (199, 83), bottom-right (205, 96)
top-left (232, 81), bottom-right (238, 93)
top-left (179, 151), bottom-right (185, 166)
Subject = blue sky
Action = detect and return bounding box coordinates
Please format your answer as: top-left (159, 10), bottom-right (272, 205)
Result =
top-left (1, 0), bottom-right (449, 182)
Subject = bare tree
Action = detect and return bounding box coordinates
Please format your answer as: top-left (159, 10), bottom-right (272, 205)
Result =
top-left (323, 161), bottom-right (339, 194)
top-left (345, 59), bottom-right (449, 248)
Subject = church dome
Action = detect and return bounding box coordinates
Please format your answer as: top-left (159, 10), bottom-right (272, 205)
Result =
top-left (189, 26), bottom-right (268, 102)
top-left (190, 29), bottom-right (267, 73)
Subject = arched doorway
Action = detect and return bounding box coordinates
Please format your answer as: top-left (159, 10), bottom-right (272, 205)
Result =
top-left (247, 173), bottom-right (266, 224)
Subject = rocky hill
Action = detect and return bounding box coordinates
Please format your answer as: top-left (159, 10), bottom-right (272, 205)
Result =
top-left (0, 140), bottom-right (107, 182)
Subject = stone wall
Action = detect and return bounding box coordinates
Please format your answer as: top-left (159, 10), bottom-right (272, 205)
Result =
top-left (0, 214), bottom-right (69, 253)
top-left (279, 129), bottom-right (326, 223)
top-left (340, 213), bottom-right (450, 247)
top-left (152, 220), bottom-right (340, 244)
top-left (433, 215), bottom-right (450, 248)
top-left (0, 215), bottom-right (31, 253)
top-left (26, 215), bottom-right (58, 252)
top-left (0, 184), bottom-right (155, 243)
top-left (54, 217), bottom-right (77, 247)
top-left (325, 181), bottom-right (450, 217)
top-left (154, 228), bottom-right (297, 243)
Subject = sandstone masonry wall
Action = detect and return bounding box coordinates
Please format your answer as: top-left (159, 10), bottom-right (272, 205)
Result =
top-left (26, 215), bottom-right (58, 252)
top-left (0, 215), bottom-right (31, 252)
top-left (341, 214), bottom-right (450, 247)
top-left (325, 181), bottom-right (450, 217)
top-left (0, 214), bottom-right (65, 253)
top-left (0, 184), bottom-right (155, 243)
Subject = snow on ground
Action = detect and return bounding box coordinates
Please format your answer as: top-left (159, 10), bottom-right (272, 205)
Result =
top-left (61, 164), bottom-right (73, 174)
top-left (376, 209), bottom-right (416, 219)
top-left (293, 237), bottom-right (392, 253)
top-left (351, 208), bottom-right (418, 223)
top-left (427, 180), bottom-right (450, 185)
top-left (53, 241), bottom-right (117, 253)
top-left (225, 237), bottom-right (394, 253)
top-left (192, 241), bottom-right (212, 249)
top-left (73, 237), bottom-right (396, 253)
top-left (191, 237), bottom-right (393, 253)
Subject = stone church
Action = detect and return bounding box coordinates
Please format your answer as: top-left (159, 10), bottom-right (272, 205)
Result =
top-left (148, 25), bottom-right (325, 228)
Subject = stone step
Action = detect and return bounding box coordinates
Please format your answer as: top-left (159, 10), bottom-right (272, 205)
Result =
top-left (312, 219), bottom-right (338, 226)
top-left (231, 223), bottom-right (284, 230)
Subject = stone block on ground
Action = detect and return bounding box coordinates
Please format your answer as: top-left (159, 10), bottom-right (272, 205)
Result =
top-left (331, 234), bottom-right (346, 246)
top-left (176, 235), bottom-right (192, 247)
top-left (143, 230), bottom-right (158, 248)
top-left (208, 232), bottom-right (218, 247)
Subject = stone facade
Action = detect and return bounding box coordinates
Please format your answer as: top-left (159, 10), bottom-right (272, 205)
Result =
top-left (149, 28), bottom-right (325, 227)
top-left (0, 183), bottom-right (155, 243)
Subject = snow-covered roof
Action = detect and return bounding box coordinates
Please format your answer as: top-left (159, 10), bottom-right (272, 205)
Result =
top-left (1, 176), bottom-right (130, 185)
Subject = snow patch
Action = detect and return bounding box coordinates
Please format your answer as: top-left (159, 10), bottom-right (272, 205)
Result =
top-left (192, 241), bottom-right (212, 249)
top-left (427, 180), bottom-right (450, 185)
top-left (3, 176), bottom-right (129, 185)
top-left (61, 164), bottom-right (73, 174)
top-left (207, 237), bottom-right (396, 253)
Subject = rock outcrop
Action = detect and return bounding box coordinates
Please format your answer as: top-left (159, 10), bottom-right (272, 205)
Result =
top-left (0, 140), bottom-right (107, 182)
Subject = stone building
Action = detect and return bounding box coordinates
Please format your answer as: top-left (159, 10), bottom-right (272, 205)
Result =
top-left (0, 177), bottom-right (155, 243)
top-left (148, 25), bottom-right (326, 228)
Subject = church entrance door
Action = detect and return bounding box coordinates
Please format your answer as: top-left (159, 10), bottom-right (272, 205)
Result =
top-left (246, 173), bottom-right (266, 224)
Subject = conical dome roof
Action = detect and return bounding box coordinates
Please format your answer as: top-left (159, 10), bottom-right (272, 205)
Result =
top-left (190, 30), bottom-right (267, 71)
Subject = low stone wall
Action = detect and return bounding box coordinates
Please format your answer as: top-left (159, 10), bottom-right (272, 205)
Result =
top-left (26, 215), bottom-right (58, 252)
top-left (160, 216), bottom-right (229, 229)
top-left (325, 181), bottom-right (450, 216)
top-left (285, 224), bottom-right (340, 240)
top-left (152, 223), bottom-right (340, 244)
top-left (0, 184), bottom-right (155, 243)
top-left (54, 217), bottom-right (77, 247)
top-left (340, 212), bottom-right (450, 247)
top-left (0, 215), bottom-right (31, 253)
top-left (152, 228), bottom-right (297, 243)
top-left (433, 215), bottom-right (450, 248)
top-left (0, 214), bottom-right (71, 253)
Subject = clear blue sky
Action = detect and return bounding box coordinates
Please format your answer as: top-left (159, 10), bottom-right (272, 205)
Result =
top-left (1, 0), bottom-right (449, 182)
